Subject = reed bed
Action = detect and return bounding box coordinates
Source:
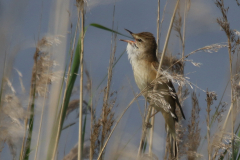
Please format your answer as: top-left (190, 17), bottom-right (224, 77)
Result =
top-left (0, 0), bottom-right (240, 160)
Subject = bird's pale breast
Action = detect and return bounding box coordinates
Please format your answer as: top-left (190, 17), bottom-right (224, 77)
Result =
top-left (132, 60), bottom-right (156, 91)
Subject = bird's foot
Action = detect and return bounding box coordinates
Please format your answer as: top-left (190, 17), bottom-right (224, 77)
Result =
top-left (146, 122), bottom-right (152, 128)
top-left (150, 111), bottom-right (159, 118)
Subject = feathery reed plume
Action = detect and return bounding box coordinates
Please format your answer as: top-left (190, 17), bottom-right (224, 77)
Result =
top-left (215, 1), bottom-right (240, 159)
top-left (161, 53), bottom-right (183, 74)
top-left (90, 111), bottom-right (101, 160)
top-left (164, 42), bottom-right (228, 75)
top-left (14, 68), bottom-right (25, 93)
top-left (236, 0), bottom-right (240, 6)
top-left (140, 153), bottom-right (159, 160)
top-left (65, 99), bottom-right (91, 118)
top-left (185, 91), bottom-right (201, 160)
top-left (212, 132), bottom-right (240, 159)
top-left (181, 0), bottom-right (191, 60)
top-left (173, 7), bottom-right (183, 46)
top-left (20, 35), bottom-right (59, 160)
top-left (35, 38), bottom-right (57, 96)
top-left (158, 0), bottom-right (168, 53)
top-left (62, 143), bottom-right (91, 160)
top-left (99, 51), bottom-right (117, 159)
top-left (174, 87), bottom-right (189, 159)
top-left (206, 90), bottom-right (217, 160)
top-left (0, 90), bottom-right (29, 159)
top-left (173, 6), bottom-right (192, 156)
top-left (212, 102), bottom-right (227, 125)
top-left (98, 5), bottom-right (117, 160)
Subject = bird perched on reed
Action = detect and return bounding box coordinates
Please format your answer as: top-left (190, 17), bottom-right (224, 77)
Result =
top-left (120, 29), bottom-right (185, 157)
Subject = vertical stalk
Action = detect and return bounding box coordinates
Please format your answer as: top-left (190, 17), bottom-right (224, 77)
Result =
top-left (89, 85), bottom-right (93, 160)
top-left (182, 0), bottom-right (187, 60)
top-left (138, 0), bottom-right (180, 157)
top-left (228, 38), bottom-right (235, 160)
top-left (78, 0), bottom-right (85, 159)
top-left (149, 0), bottom-right (160, 156)
top-left (21, 49), bottom-right (39, 160)
top-left (33, 54), bottom-right (52, 160)
top-left (149, 110), bottom-right (155, 156)
top-left (158, 0), bottom-right (180, 68)
top-left (216, 2), bottom-right (235, 157)
top-left (99, 5), bottom-right (116, 160)
top-left (206, 89), bottom-right (211, 160)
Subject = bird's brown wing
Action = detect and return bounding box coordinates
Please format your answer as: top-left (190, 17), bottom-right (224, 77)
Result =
top-left (167, 80), bottom-right (185, 119)
top-left (151, 61), bottom-right (185, 120)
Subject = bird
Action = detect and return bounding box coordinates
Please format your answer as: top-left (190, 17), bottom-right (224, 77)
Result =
top-left (120, 29), bottom-right (185, 157)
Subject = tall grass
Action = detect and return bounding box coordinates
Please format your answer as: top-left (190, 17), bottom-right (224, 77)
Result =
top-left (1, 0), bottom-right (240, 160)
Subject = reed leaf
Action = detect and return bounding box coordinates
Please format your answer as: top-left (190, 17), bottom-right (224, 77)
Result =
top-left (47, 28), bottom-right (86, 159)
top-left (90, 23), bottom-right (133, 39)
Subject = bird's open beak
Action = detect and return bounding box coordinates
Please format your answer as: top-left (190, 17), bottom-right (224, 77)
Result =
top-left (120, 29), bottom-right (135, 44)
top-left (120, 39), bottom-right (134, 43)
top-left (124, 29), bottom-right (133, 35)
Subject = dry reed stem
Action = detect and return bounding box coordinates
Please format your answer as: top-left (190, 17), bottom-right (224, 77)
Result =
top-left (207, 90), bottom-right (211, 160)
top-left (156, 0), bottom-right (160, 57)
top-left (89, 81), bottom-right (94, 160)
top-left (78, 0), bottom-right (85, 159)
top-left (19, 46), bottom-right (39, 160)
top-left (149, 0), bottom-right (161, 156)
top-left (127, 78), bottom-right (144, 121)
top-left (158, 0), bottom-right (180, 68)
top-left (159, 0), bottom-right (168, 52)
top-left (215, 1), bottom-right (239, 158)
top-left (206, 90), bottom-right (217, 160)
top-left (185, 91), bottom-right (201, 160)
top-left (182, 0), bottom-right (187, 59)
top-left (137, 0), bottom-right (180, 157)
top-left (172, 1), bottom-right (190, 157)
top-left (99, 5), bottom-right (117, 160)
top-left (97, 85), bottom-right (150, 160)
top-left (90, 108), bottom-right (101, 160)
top-left (34, 45), bottom-right (54, 160)
top-left (174, 87), bottom-right (189, 160)
top-left (165, 43), bottom-right (228, 73)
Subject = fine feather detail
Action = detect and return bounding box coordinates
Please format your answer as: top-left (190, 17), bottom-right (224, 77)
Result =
top-left (126, 43), bottom-right (141, 66)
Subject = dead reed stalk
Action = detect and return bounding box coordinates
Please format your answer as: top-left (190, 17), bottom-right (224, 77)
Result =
top-left (138, 0), bottom-right (180, 157)
top-left (98, 5), bottom-right (117, 160)
top-left (185, 91), bottom-right (201, 160)
top-left (19, 47), bottom-right (39, 160)
top-left (149, 0), bottom-right (160, 156)
top-left (77, 0), bottom-right (85, 159)
top-left (215, 1), bottom-right (240, 159)
top-left (206, 90), bottom-right (217, 160)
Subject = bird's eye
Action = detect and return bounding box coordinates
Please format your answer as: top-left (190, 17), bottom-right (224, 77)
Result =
top-left (137, 39), bottom-right (142, 42)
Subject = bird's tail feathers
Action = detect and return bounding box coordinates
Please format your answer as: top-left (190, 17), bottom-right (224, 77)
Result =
top-left (167, 125), bottom-right (178, 158)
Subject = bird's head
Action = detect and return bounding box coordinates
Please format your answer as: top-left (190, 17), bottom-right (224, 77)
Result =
top-left (120, 29), bottom-right (157, 56)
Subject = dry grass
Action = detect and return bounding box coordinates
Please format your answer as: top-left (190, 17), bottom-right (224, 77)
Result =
top-left (206, 90), bottom-right (217, 159)
top-left (186, 92), bottom-right (201, 160)
top-left (2, 0), bottom-right (240, 160)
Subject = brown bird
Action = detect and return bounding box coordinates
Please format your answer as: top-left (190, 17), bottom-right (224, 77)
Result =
top-left (120, 29), bottom-right (185, 157)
